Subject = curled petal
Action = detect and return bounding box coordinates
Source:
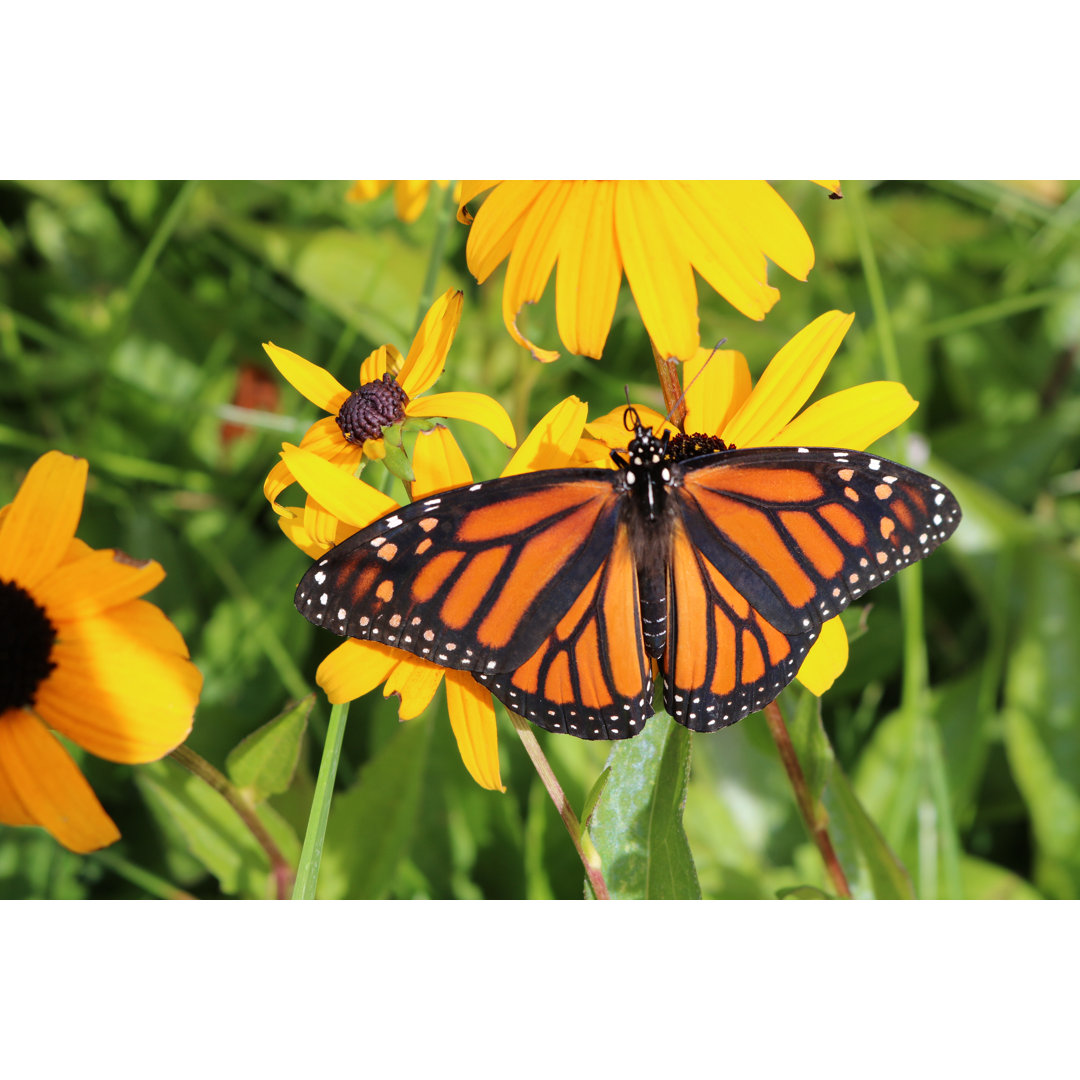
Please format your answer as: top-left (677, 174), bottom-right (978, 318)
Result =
top-left (384, 658), bottom-right (444, 720)
top-left (399, 291), bottom-right (463, 396)
top-left (503, 396), bottom-right (588, 477)
top-left (796, 616), bottom-right (849, 696)
top-left (0, 451), bottom-right (87, 589)
top-left (554, 182), bottom-right (621, 359)
top-left (359, 343), bottom-right (404, 385)
top-left (682, 347), bottom-right (753, 439)
top-left (263, 342), bottom-right (349, 414)
top-left (457, 181), bottom-right (500, 224)
top-left (501, 181), bottom-right (575, 363)
top-left (464, 181), bottom-right (543, 275)
top-left (814, 181), bottom-right (843, 196)
top-left (445, 671), bottom-right (504, 792)
top-left (772, 381), bottom-right (918, 451)
top-left (722, 311), bottom-right (855, 447)
top-left (0, 709), bottom-right (120, 853)
top-left (407, 391), bottom-right (516, 448)
top-left (411, 426), bottom-right (474, 498)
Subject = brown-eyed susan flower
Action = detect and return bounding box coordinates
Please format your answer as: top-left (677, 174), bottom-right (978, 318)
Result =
top-left (277, 397), bottom-right (588, 792)
top-left (581, 310), bottom-right (917, 695)
top-left (263, 289), bottom-right (516, 527)
top-left (347, 180), bottom-right (461, 223)
top-left (458, 181), bottom-right (841, 364)
top-left (0, 452), bottom-right (202, 853)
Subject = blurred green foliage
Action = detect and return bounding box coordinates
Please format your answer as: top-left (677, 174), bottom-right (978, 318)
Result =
top-left (1, 179), bottom-right (1077, 899)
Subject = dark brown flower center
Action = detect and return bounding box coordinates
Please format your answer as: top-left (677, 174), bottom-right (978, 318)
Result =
top-left (0, 578), bottom-right (58, 712)
top-left (336, 373), bottom-right (410, 444)
top-left (667, 431), bottom-right (735, 463)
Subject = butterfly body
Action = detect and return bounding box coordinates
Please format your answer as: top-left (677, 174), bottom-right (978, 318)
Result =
top-left (296, 410), bottom-right (961, 740)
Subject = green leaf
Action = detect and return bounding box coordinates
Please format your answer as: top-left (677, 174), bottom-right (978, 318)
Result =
top-left (777, 885), bottom-right (832, 900)
top-left (580, 767), bottom-right (612, 832)
top-left (136, 759), bottom-right (300, 898)
top-left (1003, 550), bottom-right (1080, 898)
top-left (588, 713), bottom-right (701, 899)
top-left (226, 695), bottom-right (313, 801)
top-left (788, 693), bottom-right (914, 899)
top-left (316, 714), bottom-right (433, 899)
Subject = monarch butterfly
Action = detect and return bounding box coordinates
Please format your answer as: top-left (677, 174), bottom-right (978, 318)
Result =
top-left (296, 408), bottom-right (961, 740)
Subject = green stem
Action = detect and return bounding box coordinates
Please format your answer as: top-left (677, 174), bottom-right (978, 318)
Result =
top-left (91, 849), bottom-right (195, 900)
top-left (169, 744), bottom-right (294, 899)
top-left (414, 182), bottom-right (458, 330)
top-left (292, 700), bottom-right (350, 899)
top-left (507, 712), bottom-right (611, 900)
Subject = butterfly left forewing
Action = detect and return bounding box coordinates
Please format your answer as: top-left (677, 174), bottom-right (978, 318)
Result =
top-left (295, 469), bottom-right (622, 674)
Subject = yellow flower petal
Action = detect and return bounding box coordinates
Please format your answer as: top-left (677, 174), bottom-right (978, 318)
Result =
top-left (554, 182), bottom-right (621, 359)
top-left (503, 396), bottom-right (588, 477)
top-left (583, 404), bottom-right (673, 450)
top-left (771, 381), bottom-right (918, 451)
top-left (814, 180), bottom-right (842, 196)
top-left (0, 709), bottom-right (120, 853)
top-left (399, 290), bottom-right (463, 396)
top-left (393, 180), bottom-right (435, 224)
top-left (0, 725), bottom-right (35, 825)
top-left (264, 458), bottom-right (302, 518)
top-left (384, 659), bottom-right (444, 720)
top-left (661, 181), bottom-right (780, 322)
top-left (722, 311), bottom-right (855, 447)
top-left (347, 180), bottom-right (391, 203)
top-left (277, 511), bottom-right (327, 559)
top-left (317, 639), bottom-right (399, 704)
top-left (501, 181), bottom-right (576, 363)
top-left (614, 181), bottom-right (700, 361)
top-left (358, 343), bottom-right (403, 385)
top-left (699, 180), bottom-right (815, 283)
top-left (0, 451), bottom-right (87, 589)
top-left (457, 181), bottom-right (500, 224)
top-left (279, 445), bottom-right (399, 529)
top-left (465, 181), bottom-right (543, 276)
top-left (34, 549), bottom-right (165, 621)
top-left (411, 426), bottom-right (473, 498)
top-left (263, 342), bottom-right (349, 414)
top-left (445, 670), bottom-right (504, 792)
top-left (795, 616), bottom-right (849, 695)
top-left (407, 391), bottom-right (516, 448)
top-left (682, 347), bottom-right (753, 438)
top-left (35, 605), bottom-right (201, 763)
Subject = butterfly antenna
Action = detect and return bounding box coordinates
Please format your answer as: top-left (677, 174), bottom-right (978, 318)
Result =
top-left (663, 339), bottom-right (727, 426)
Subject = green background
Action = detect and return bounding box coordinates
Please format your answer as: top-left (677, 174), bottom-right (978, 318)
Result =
top-left (1, 179), bottom-right (1075, 900)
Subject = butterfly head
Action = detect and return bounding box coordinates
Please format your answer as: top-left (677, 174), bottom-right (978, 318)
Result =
top-left (621, 406), bottom-right (672, 467)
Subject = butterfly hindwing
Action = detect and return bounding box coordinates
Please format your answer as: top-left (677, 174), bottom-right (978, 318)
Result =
top-left (475, 519), bottom-right (654, 740)
top-left (295, 469), bottom-right (622, 674)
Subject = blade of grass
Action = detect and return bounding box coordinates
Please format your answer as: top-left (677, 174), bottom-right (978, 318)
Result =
top-left (293, 700), bottom-right (350, 899)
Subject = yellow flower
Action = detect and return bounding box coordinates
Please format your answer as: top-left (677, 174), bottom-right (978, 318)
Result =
top-left (458, 181), bottom-right (840, 363)
top-left (263, 289), bottom-right (516, 531)
top-left (346, 180), bottom-right (461, 223)
top-left (583, 310), bottom-right (917, 696)
top-left (278, 397), bottom-right (588, 791)
top-left (0, 452), bottom-right (202, 852)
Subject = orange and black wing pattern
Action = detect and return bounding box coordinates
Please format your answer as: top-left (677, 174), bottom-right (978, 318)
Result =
top-left (295, 468), bottom-right (624, 677)
top-left (474, 518), bottom-right (653, 739)
top-left (661, 446), bottom-right (961, 730)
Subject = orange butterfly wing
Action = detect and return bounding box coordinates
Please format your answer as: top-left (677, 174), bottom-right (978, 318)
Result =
top-left (475, 519), bottom-right (653, 739)
top-left (661, 446), bottom-right (961, 730)
top-left (296, 469), bottom-right (624, 676)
